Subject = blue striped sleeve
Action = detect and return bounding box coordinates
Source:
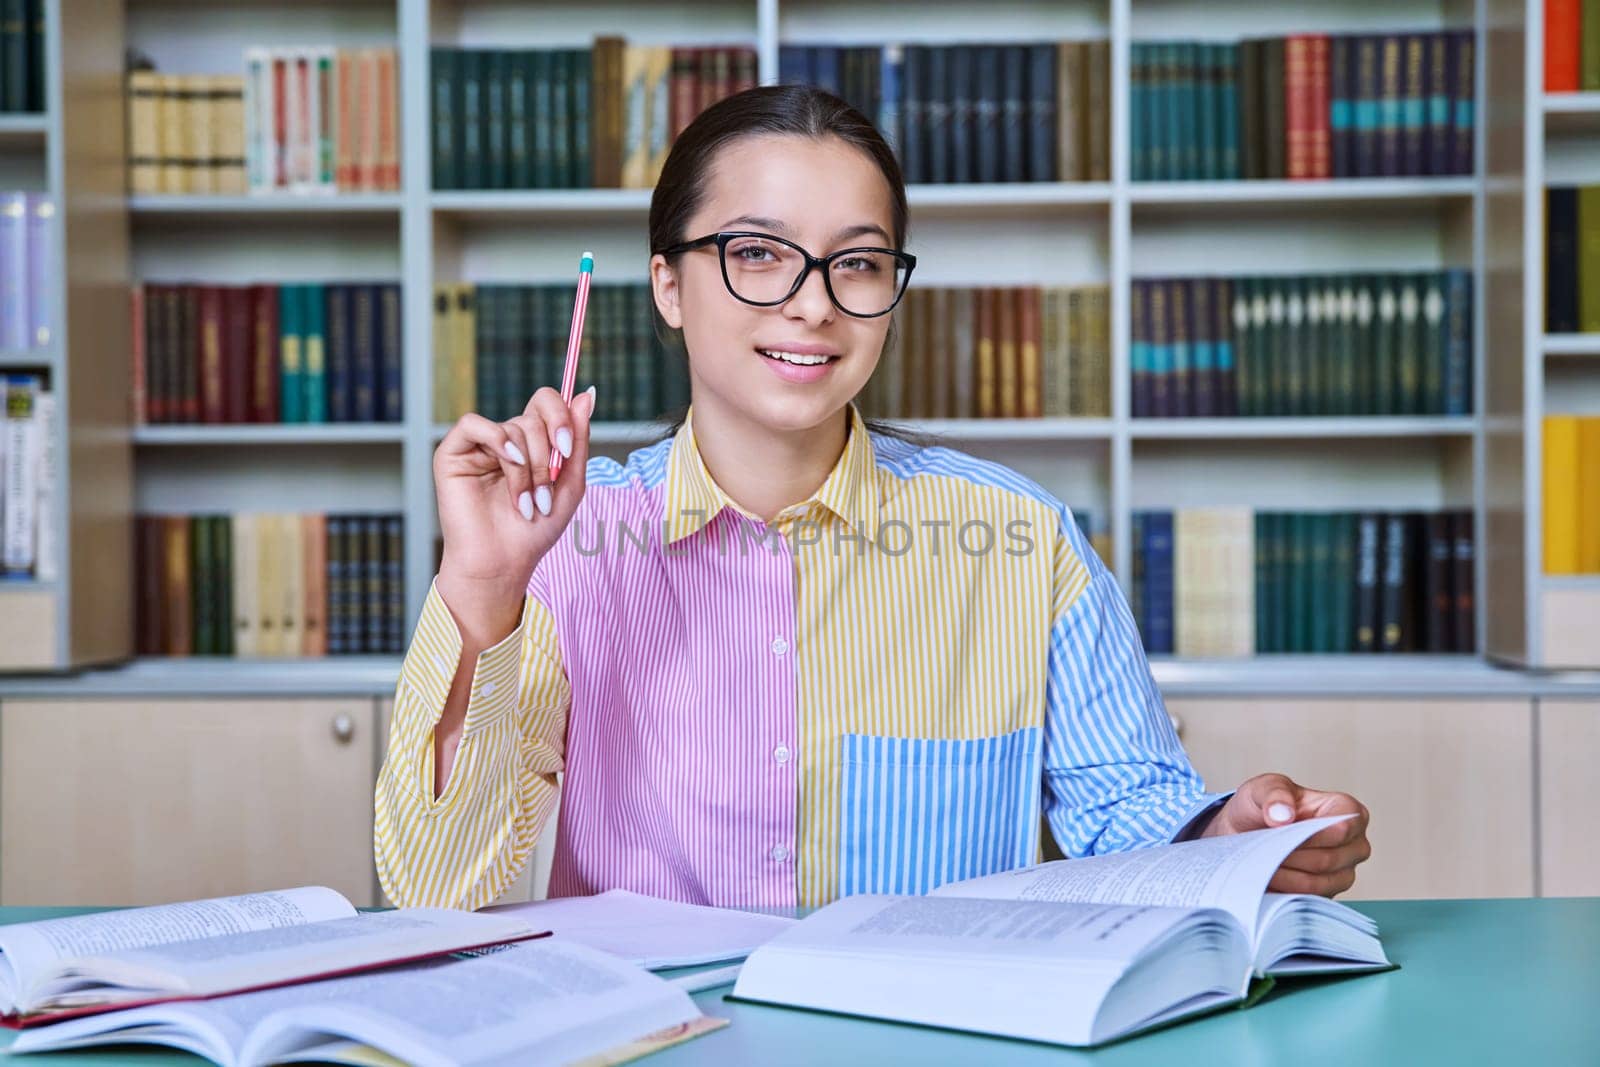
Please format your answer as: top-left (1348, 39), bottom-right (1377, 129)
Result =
top-left (1041, 507), bottom-right (1231, 856)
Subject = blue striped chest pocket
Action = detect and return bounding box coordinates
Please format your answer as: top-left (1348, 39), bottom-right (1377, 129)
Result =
top-left (836, 728), bottom-right (1043, 898)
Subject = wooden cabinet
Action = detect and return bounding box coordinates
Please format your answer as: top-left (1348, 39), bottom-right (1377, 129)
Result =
top-left (1537, 700), bottom-right (1600, 897)
top-left (1, 698), bottom-right (378, 907)
top-left (1167, 698), bottom-right (1535, 900)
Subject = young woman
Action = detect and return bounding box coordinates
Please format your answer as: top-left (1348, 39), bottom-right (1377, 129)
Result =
top-left (376, 86), bottom-right (1371, 912)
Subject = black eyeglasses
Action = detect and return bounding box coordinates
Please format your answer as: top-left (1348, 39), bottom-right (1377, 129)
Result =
top-left (657, 231), bottom-right (916, 318)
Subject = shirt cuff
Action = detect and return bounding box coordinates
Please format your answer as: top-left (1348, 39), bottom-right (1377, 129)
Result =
top-left (398, 577), bottom-right (536, 737)
top-left (1170, 792), bottom-right (1235, 843)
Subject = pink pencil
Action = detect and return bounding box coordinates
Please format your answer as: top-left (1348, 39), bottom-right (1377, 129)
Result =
top-left (549, 250), bottom-right (594, 482)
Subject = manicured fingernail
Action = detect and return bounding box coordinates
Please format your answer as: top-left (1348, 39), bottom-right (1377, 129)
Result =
top-left (534, 485), bottom-right (552, 516)
top-left (1268, 803), bottom-right (1294, 824)
top-left (504, 441), bottom-right (527, 465)
top-left (555, 427), bottom-right (573, 458)
top-left (517, 491), bottom-right (534, 521)
top-left (584, 384), bottom-right (597, 409)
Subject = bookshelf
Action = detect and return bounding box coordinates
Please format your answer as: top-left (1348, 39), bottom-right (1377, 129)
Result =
top-left (0, 0), bottom-right (133, 671)
top-left (0, 0), bottom-right (1546, 684)
top-left (1482, 2), bottom-right (1600, 668)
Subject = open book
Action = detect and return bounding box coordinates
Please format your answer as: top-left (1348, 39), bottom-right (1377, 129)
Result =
top-left (7, 939), bottom-right (722, 1067)
top-left (0, 887), bottom-right (542, 1027)
top-left (486, 888), bottom-right (796, 969)
top-left (732, 815), bottom-right (1392, 1048)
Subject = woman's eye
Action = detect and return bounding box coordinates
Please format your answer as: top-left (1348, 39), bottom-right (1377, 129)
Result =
top-left (734, 244), bottom-right (777, 262)
top-left (835, 255), bottom-right (880, 273)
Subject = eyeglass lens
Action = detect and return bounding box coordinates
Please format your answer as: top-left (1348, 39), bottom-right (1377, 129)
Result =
top-left (721, 234), bottom-right (907, 316)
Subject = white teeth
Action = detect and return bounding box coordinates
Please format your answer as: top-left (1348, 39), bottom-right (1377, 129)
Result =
top-left (760, 349), bottom-right (834, 366)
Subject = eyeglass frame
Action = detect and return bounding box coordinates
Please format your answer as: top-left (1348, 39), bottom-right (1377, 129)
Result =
top-left (655, 230), bottom-right (917, 319)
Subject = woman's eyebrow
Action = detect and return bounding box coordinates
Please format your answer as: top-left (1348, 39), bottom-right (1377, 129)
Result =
top-left (718, 215), bottom-right (892, 244)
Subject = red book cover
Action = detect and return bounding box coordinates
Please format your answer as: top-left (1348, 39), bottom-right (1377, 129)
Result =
top-left (162, 515), bottom-right (192, 656)
top-left (130, 286), bottom-right (146, 424)
top-left (732, 47), bottom-right (757, 95)
top-left (1309, 35), bottom-right (1331, 179)
top-left (223, 285), bottom-right (252, 423)
top-left (669, 47), bottom-right (699, 141)
top-left (1285, 35), bottom-right (1313, 180)
top-left (149, 285), bottom-right (174, 424)
top-left (336, 50), bottom-right (357, 189)
top-left (697, 48), bottom-right (719, 115)
top-left (179, 287), bottom-right (201, 422)
top-left (136, 515), bottom-right (165, 655)
top-left (711, 47), bottom-right (733, 108)
top-left (197, 285), bottom-right (225, 424)
top-left (377, 48), bottom-right (400, 191)
top-left (272, 55), bottom-right (288, 190)
top-left (1547, 0), bottom-right (1581, 91)
top-left (301, 512), bottom-right (326, 656)
top-left (250, 284), bottom-right (281, 423)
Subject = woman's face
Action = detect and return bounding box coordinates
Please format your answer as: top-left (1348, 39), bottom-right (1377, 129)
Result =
top-left (651, 133), bottom-right (898, 434)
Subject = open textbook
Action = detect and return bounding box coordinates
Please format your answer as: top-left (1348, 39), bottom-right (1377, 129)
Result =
top-left (0, 887), bottom-right (542, 1027)
top-left (733, 815), bottom-right (1393, 1048)
top-left (6, 939), bottom-right (722, 1067)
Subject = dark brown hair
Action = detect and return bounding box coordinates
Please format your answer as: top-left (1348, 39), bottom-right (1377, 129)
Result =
top-left (646, 84), bottom-right (924, 442)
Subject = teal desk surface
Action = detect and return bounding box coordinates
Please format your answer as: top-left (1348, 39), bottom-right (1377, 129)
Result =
top-left (0, 898), bottom-right (1594, 1066)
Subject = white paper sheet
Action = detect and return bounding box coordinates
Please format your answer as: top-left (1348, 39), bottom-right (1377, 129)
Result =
top-left (484, 889), bottom-right (795, 968)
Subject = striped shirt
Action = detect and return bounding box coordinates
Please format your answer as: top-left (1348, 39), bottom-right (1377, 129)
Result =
top-left (375, 404), bottom-right (1226, 911)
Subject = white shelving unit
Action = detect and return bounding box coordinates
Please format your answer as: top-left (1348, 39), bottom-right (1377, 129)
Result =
top-left (1483, 4), bottom-right (1600, 668)
top-left (26, 0), bottom-right (1507, 685)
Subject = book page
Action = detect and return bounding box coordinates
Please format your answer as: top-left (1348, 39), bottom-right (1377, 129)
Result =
top-left (40, 908), bottom-right (537, 1010)
top-left (931, 815), bottom-right (1350, 935)
top-left (239, 940), bottom-right (704, 1067)
top-left (485, 889), bottom-right (796, 968)
top-left (0, 888), bottom-right (353, 1014)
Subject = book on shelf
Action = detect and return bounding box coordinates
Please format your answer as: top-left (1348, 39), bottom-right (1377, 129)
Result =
top-left (0, 885), bottom-right (541, 1026)
top-left (1544, 185), bottom-right (1600, 335)
top-left (860, 285), bottom-right (1109, 421)
top-left (732, 815), bottom-right (1391, 1049)
top-left (1545, 0), bottom-right (1600, 92)
top-left (8, 938), bottom-right (720, 1067)
top-left (1132, 506), bottom-right (1476, 656)
top-left (0, 0), bottom-right (45, 114)
top-left (782, 39), bottom-right (1110, 184)
top-left (133, 282), bottom-right (402, 425)
top-left (1133, 30), bottom-right (1473, 181)
top-left (1134, 271), bottom-right (1471, 418)
top-left (134, 512), bottom-right (403, 658)
top-left (0, 191), bottom-right (52, 352)
top-left (0, 372), bottom-right (52, 580)
top-left (432, 42), bottom-right (750, 191)
top-left (433, 281), bottom-right (686, 425)
top-left (1543, 415), bottom-right (1600, 575)
top-left (127, 46), bottom-right (398, 197)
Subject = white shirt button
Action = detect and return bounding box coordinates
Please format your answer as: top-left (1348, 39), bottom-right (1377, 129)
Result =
top-left (770, 844), bottom-right (789, 862)
top-left (770, 636), bottom-right (789, 656)
top-left (478, 680), bottom-right (496, 699)
top-left (773, 744), bottom-right (791, 764)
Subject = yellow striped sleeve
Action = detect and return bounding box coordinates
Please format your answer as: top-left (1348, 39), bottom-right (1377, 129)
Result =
top-left (373, 578), bottom-right (570, 910)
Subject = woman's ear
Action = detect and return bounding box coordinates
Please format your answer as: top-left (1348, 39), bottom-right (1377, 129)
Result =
top-left (650, 254), bottom-right (683, 330)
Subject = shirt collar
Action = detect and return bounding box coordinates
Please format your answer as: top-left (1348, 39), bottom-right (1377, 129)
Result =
top-left (662, 404), bottom-right (883, 546)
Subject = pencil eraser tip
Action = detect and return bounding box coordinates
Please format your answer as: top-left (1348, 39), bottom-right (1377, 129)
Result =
top-left (580, 252), bottom-right (595, 272)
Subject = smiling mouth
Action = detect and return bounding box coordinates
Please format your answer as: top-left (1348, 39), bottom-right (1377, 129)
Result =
top-left (758, 348), bottom-right (840, 366)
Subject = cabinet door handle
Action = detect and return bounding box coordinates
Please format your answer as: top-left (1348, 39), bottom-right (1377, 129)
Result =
top-left (332, 714), bottom-right (356, 744)
top-left (1168, 713), bottom-right (1184, 740)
